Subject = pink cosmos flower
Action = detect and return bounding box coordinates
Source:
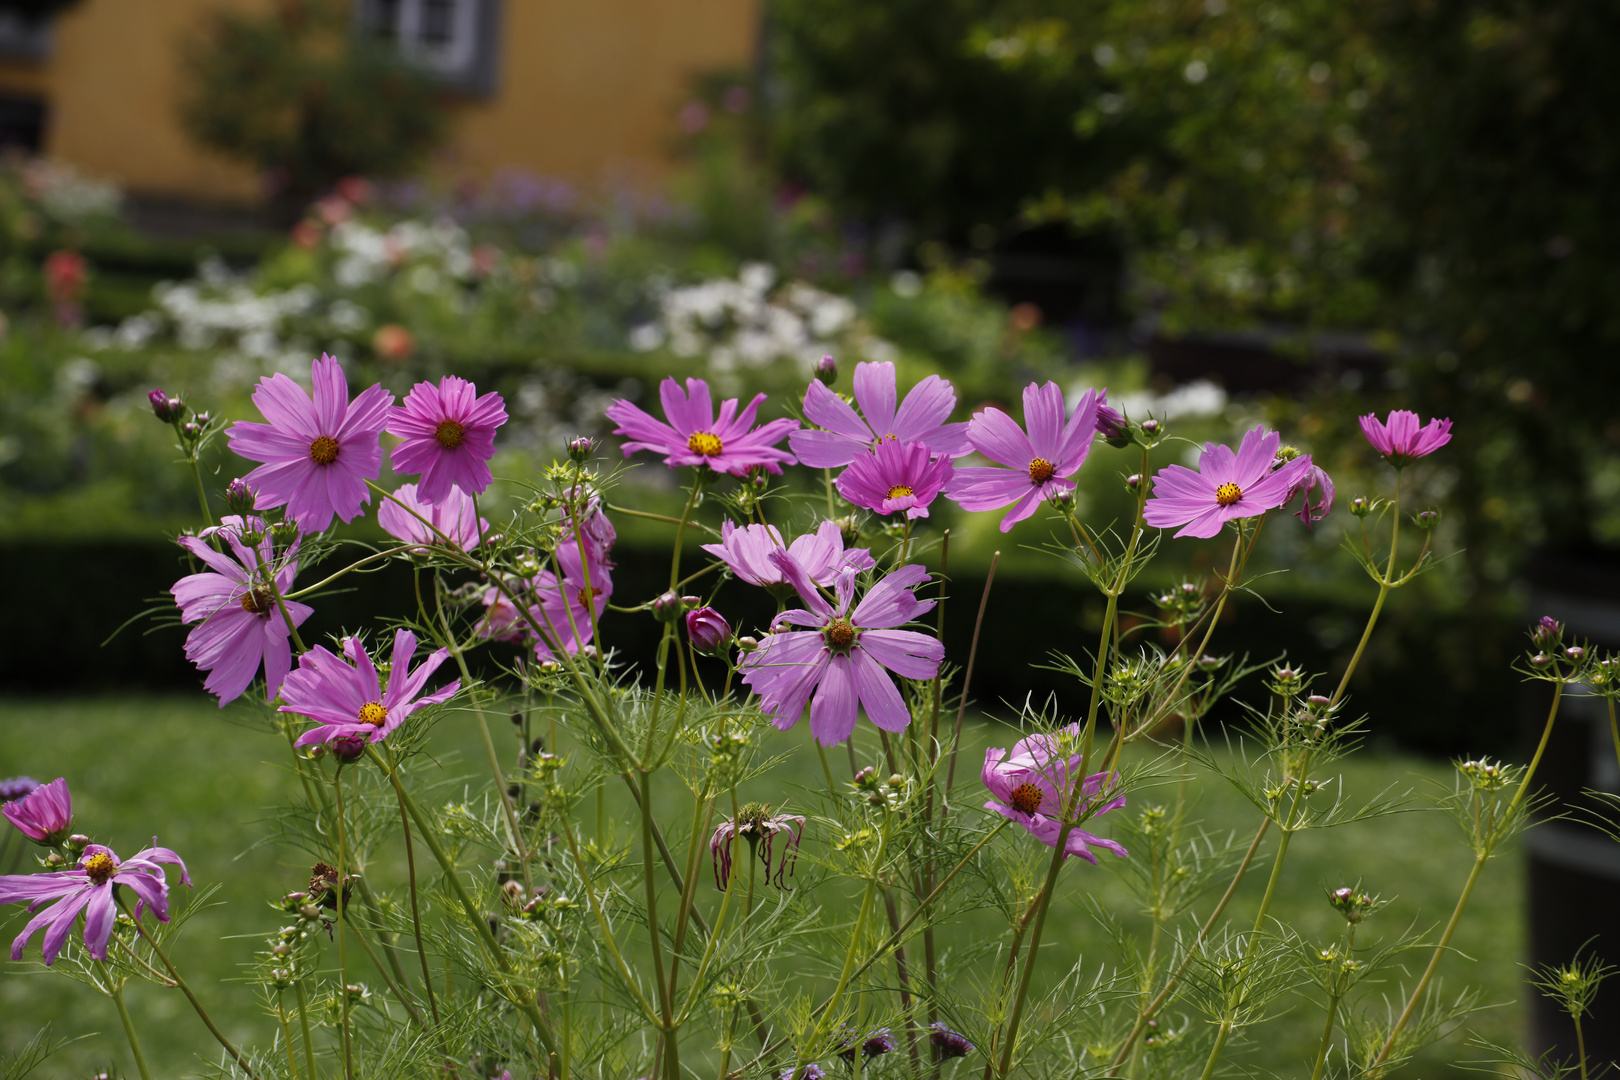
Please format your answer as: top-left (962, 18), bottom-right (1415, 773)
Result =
top-left (700, 520), bottom-right (875, 590)
top-left (836, 439), bottom-right (955, 519)
top-left (738, 555), bottom-right (944, 746)
top-left (1359, 409), bottom-right (1453, 467)
top-left (789, 360), bottom-right (970, 468)
top-left (1287, 460), bottom-right (1336, 530)
top-left (378, 482), bottom-right (488, 552)
top-left (0, 840), bottom-right (190, 964)
top-left (982, 724), bottom-right (1127, 863)
top-left (2, 777), bottom-right (71, 845)
top-left (227, 354), bottom-right (394, 532)
top-left (947, 382), bottom-right (1103, 533)
top-left (1142, 427), bottom-right (1315, 540)
top-left (172, 515), bottom-right (313, 707)
top-left (606, 377), bottom-right (798, 476)
top-left (480, 542), bottom-right (613, 661)
top-left (686, 607), bottom-right (732, 654)
top-left (388, 376), bottom-right (508, 504)
top-left (279, 629), bottom-right (460, 748)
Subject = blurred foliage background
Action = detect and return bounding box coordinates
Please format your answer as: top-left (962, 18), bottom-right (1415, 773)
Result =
top-left (3, 0), bottom-right (1616, 758)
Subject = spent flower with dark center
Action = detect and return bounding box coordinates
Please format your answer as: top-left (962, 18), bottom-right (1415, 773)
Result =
top-left (930, 1023), bottom-right (974, 1060)
top-left (307, 862), bottom-right (358, 911)
top-left (710, 803), bottom-right (806, 890)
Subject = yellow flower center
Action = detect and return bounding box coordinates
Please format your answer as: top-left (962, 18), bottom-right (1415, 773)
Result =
top-left (687, 431), bottom-right (724, 456)
top-left (240, 586), bottom-right (274, 616)
top-left (1028, 458), bottom-right (1055, 483)
top-left (886, 484), bottom-right (914, 499)
top-left (824, 619), bottom-right (857, 651)
top-left (434, 419), bottom-right (466, 449)
top-left (1215, 481), bottom-right (1242, 507)
top-left (357, 701), bottom-right (388, 726)
top-left (1009, 782), bottom-right (1044, 815)
top-left (83, 851), bottom-right (116, 884)
top-left (309, 435), bottom-right (340, 465)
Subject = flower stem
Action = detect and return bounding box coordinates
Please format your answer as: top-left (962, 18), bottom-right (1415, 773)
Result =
top-left (294, 977), bottom-right (317, 1080)
top-left (1575, 1013), bottom-right (1589, 1080)
top-left (387, 745), bottom-right (442, 1027)
top-left (110, 982), bottom-right (153, 1080)
top-left (334, 767), bottom-right (355, 1080)
top-left (118, 896), bottom-right (261, 1079)
top-left (1369, 680), bottom-right (1565, 1073)
top-left (276, 988), bottom-right (301, 1080)
top-left (944, 551), bottom-right (1000, 797)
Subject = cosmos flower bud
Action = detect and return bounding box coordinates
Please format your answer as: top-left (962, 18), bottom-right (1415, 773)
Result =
top-left (567, 436), bottom-right (595, 463)
top-left (182, 421), bottom-right (201, 439)
top-left (1566, 646), bottom-right (1586, 661)
top-left (148, 388), bottom-right (184, 423)
top-left (1531, 653), bottom-right (1552, 669)
top-left (45, 851), bottom-right (64, 866)
top-left (736, 635), bottom-right (759, 653)
top-left (224, 478), bottom-right (257, 515)
top-left (1124, 473), bottom-right (1142, 495)
top-left (1532, 616), bottom-right (1563, 649)
top-left (685, 607), bottom-right (732, 655)
top-left (814, 354), bottom-right (838, 383)
top-left (1138, 418), bottom-right (1161, 437)
top-left (1095, 401), bottom-right (1130, 446)
top-left (65, 834), bottom-right (90, 851)
top-left (1414, 509), bottom-right (1440, 530)
top-left (652, 591), bottom-right (684, 623)
top-left (330, 734), bottom-right (367, 762)
top-left (1350, 497), bottom-right (1372, 517)
top-left (1049, 488), bottom-right (1075, 509)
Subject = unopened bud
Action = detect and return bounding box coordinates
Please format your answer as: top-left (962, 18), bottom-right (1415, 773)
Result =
top-left (45, 852), bottom-right (64, 866)
top-left (1124, 473), bottom-right (1142, 494)
top-left (567, 436), bottom-right (594, 463)
top-left (1566, 646), bottom-right (1586, 661)
top-left (1414, 509), bottom-right (1440, 530)
top-left (330, 734), bottom-right (367, 762)
top-left (686, 607), bottom-right (733, 655)
top-left (1050, 488), bottom-right (1074, 509)
top-left (1531, 653), bottom-right (1552, 669)
top-left (299, 904), bottom-right (321, 920)
top-left (736, 635), bottom-right (759, 653)
top-left (888, 773), bottom-right (905, 788)
top-left (148, 388), bottom-right (184, 423)
top-left (1306, 694), bottom-right (1330, 708)
top-left (181, 421), bottom-right (200, 439)
top-left (224, 478), bottom-right (257, 515)
top-left (834, 516), bottom-right (860, 546)
top-left (1350, 497), bottom-right (1372, 517)
top-left (651, 590), bottom-right (683, 622)
top-left (1138, 418), bottom-right (1160, 436)
top-left (65, 834), bottom-right (90, 851)
top-left (273, 942), bottom-right (292, 957)
top-left (193, 411), bottom-right (212, 427)
top-left (814, 354), bottom-right (838, 383)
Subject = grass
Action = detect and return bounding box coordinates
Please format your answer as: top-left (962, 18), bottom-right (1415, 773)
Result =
top-left (0, 694), bottom-right (1525, 1078)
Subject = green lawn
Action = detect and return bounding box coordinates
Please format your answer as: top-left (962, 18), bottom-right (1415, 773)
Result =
top-left (0, 695), bottom-right (1523, 1077)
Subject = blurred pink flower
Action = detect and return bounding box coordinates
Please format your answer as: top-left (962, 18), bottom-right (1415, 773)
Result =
top-left (378, 482), bottom-right (488, 552)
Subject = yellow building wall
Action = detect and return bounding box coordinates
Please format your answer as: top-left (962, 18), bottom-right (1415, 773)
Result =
top-left (0, 0), bottom-right (757, 204)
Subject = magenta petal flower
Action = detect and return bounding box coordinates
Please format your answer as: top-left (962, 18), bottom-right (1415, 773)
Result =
top-left (790, 360), bottom-right (970, 467)
top-left (172, 515), bottom-right (313, 706)
top-left (0, 777), bottom-right (40, 803)
top-left (686, 607), bottom-right (732, 654)
top-left (1359, 409), bottom-right (1453, 468)
top-left (2, 777), bottom-right (71, 844)
top-left (701, 520), bottom-right (876, 589)
top-left (388, 376), bottom-right (508, 503)
top-left (947, 382), bottom-right (1103, 533)
top-left (1287, 460), bottom-right (1336, 530)
top-left (378, 482), bottom-right (488, 551)
top-left (738, 554), bottom-right (943, 746)
top-left (480, 540), bottom-right (614, 660)
top-left (1142, 427), bottom-right (1315, 540)
top-left (227, 354), bottom-right (395, 532)
top-left (836, 440), bottom-right (955, 520)
top-left (982, 723), bottom-right (1127, 863)
top-left (606, 376), bottom-right (799, 476)
top-left (280, 629), bottom-right (460, 748)
top-left (0, 840), bottom-right (190, 965)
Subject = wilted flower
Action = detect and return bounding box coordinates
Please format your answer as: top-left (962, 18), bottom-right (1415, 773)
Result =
top-left (710, 803), bottom-right (805, 890)
top-left (1285, 460), bottom-right (1335, 530)
top-left (2, 778), bottom-right (71, 844)
top-left (930, 1023), bottom-right (974, 1060)
top-left (739, 557), bottom-right (943, 746)
top-left (377, 482), bottom-right (488, 552)
top-left (790, 359), bottom-right (969, 467)
top-left (606, 376), bottom-right (798, 476)
top-left (0, 839), bottom-right (190, 965)
top-left (948, 382), bottom-right (1103, 533)
top-left (836, 439), bottom-right (954, 519)
top-left (278, 629), bottom-right (460, 749)
top-left (685, 607), bottom-right (732, 654)
top-left (1359, 409), bottom-right (1453, 467)
top-left (172, 515), bottom-right (313, 706)
top-left (226, 354), bottom-right (394, 532)
top-left (387, 376), bottom-right (509, 504)
top-left (1143, 426), bottom-right (1315, 539)
top-left (982, 724), bottom-right (1128, 863)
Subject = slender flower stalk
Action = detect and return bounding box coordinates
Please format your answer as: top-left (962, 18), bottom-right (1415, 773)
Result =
top-left (111, 982), bottom-right (154, 1080)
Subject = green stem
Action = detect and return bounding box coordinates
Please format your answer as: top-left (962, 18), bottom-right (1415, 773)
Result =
top-left (295, 978), bottom-right (317, 1080)
top-left (187, 452), bottom-right (214, 529)
top-left (637, 771), bottom-right (679, 1080)
top-left (346, 919), bottom-right (426, 1029)
top-left (1369, 680), bottom-right (1565, 1073)
top-left (334, 767), bottom-right (355, 1080)
top-left (388, 745), bottom-right (442, 1027)
top-left (368, 745), bottom-right (562, 1058)
top-left (1575, 1013), bottom-right (1589, 1080)
top-left (251, 544), bottom-right (307, 654)
top-left (1197, 1024), bottom-right (1233, 1080)
top-left (283, 545), bottom-right (418, 599)
top-left (111, 982), bottom-right (154, 1080)
top-left (119, 896), bottom-right (261, 1079)
top-left (277, 988), bottom-right (301, 1080)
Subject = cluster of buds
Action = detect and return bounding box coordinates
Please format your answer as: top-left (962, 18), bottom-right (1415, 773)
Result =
top-left (1457, 757), bottom-right (1510, 792)
top-left (1094, 403), bottom-right (1165, 450)
top-left (1153, 581), bottom-right (1205, 625)
top-left (850, 766), bottom-right (908, 810)
top-left (147, 387), bottom-right (215, 445)
top-left (566, 436), bottom-right (595, 463)
top-left (1326, 885), bottom-right (1382, 924)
